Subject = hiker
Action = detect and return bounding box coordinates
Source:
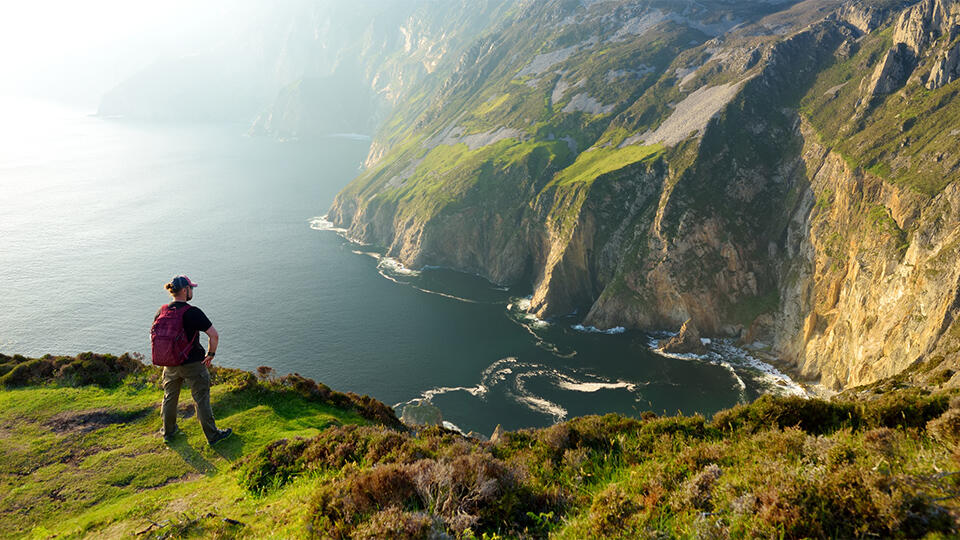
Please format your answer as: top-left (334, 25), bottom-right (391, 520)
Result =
top-left (151, 275), bottom-right (232, 445)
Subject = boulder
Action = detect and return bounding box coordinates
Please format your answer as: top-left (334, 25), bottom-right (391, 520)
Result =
top-left (490, 424), bottom-right (505, 444)
top-left (660, 319), bottom-right (708, 355)
top-left (400, 400), bottom-right (443, 427)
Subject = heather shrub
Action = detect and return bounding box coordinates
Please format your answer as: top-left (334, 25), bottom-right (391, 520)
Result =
top-left (859, 388), bottom-right (948, 429)
top-left (863, 426), bottom-right (898, 455)
top-left (749, 427), bottom-right (807, 459)
top-left (711, 394), bottom-right (855, 434)
top-left (675, 463), bottom-right (722, 510)
top-left (588, 485), bottom-right (639, 537)
top-left (0, 352), bottom-right (144, 388)
top-left (748, 463), bottom-right (949, 538)
top-left (237, 438), bottom-right (311, 495)
top-left (350, 508), bottom-right (436, 540)
top-left (309, 464), bottom-right (420, 538)
top-left (928, 408), bottom-right (960, 445)
top-left (307, 453), bottom-right (547, 538)
top-left (242, 385), bottom-right (960, 538)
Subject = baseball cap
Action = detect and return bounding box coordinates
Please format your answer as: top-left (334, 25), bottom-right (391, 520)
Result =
top-left (169, 275), bottom-right (199, 289)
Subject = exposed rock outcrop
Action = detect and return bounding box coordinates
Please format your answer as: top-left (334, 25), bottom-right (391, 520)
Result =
top-left (893, 0), bottom-right (957, 54)
top-left (659, 319), bottom-right (708, 355)
top-left (400, 400), bottom-right (443, 427)
top-left (927, 39), bottom-right (960, 88)
top-left (865, 44), bottom-right (915, 96)
top-left (838, 3), bottom-right (888, 34)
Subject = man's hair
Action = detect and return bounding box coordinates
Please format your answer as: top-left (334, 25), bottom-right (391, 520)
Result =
top-left (165, 283), bottom-right (183, 295)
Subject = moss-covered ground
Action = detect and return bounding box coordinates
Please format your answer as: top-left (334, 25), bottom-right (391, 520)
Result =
top-left (5, 352), bottom-right (960, 539)
top-left (0, 353), bottom-right (389, 539)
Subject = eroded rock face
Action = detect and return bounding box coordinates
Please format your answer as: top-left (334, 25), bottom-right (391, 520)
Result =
top-left (866, 44), bottom-right (915, 96)
top-left (767, 116), bottom-right (960, 389)
top-left (659, 319), bottom-right (708, 355)
top-left (893, 0), bottom-right (957, 54)
top-left (839, 3), bottom-right (888, 34)
top-left (927, 40), bottom-right (960, 89)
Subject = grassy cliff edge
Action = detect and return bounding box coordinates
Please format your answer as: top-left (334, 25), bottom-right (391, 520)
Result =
top-left (3, 352), bottom-right (960, 538)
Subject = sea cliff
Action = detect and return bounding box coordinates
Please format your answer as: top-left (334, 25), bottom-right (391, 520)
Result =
top-left (328, 0), bottom-right (960, 391)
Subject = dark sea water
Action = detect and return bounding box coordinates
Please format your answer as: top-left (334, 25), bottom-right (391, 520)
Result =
top-left (0, 98), bottom-right (799, 435)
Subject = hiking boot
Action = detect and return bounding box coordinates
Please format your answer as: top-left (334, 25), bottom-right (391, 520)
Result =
top-left (208, 428), bottom-right (233, 445)
top-left (162, 426), bottom-right (181, 443)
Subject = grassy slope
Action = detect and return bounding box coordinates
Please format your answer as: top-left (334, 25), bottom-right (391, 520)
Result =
top-left (5, 352), bottom-right (960, 539)
top-left (801, 27), bottom-right (960, 196)
top-left (0, 354), bottom-right (376, 539)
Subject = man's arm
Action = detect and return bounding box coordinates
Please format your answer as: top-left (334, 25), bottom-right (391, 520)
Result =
top-left (203, 326), bottom-right (219, 367)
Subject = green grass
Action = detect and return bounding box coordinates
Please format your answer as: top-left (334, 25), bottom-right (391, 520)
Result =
top-left (728, 289), bottom-right (780, 328)
top-left (550, 144), bottom-right (664, 187)
top-left (0, 355), bottom-right (376, 539)
top-left (801, 27), bottom-right (960, 196)
top-left (4, 352), bottom-right (960, 538)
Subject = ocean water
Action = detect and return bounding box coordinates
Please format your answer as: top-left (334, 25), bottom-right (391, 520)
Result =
top-left (0, 97), bottom-right (796, 435)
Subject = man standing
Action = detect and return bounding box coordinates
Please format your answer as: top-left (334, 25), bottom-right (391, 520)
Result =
top-left (153, 275), bottom-right (232, 445)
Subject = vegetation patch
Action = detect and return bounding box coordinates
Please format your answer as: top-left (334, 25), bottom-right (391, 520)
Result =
top-left (4, 352), bottom-right (960, 538)
top-left (550, 144), bottom-right (664, 187)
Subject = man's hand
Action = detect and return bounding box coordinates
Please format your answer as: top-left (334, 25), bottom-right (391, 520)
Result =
top-left (203, 326), bottom-right (219, 369)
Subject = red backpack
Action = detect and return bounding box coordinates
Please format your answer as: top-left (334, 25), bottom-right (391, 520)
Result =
top-left (150, 304), bottom-right (197, 366)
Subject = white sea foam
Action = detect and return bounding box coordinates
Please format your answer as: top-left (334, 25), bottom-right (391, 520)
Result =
top-left (308, 215), bottom-right (347, 233)
top-left (646, 334), bottom-right (807, 399)
top-left (513, 394), bottom-right (568, 421)
top-left (373, 257), bottom-right (493, 304)
top-left (422, 384), bottom-right (489, 400)
top-left (712, 341), bottom-right (806, 397)
top-left (351, 250), bottom-right (381, 259)
top-left (378, 257), bottom-right (421, 277)
top-left (441, 420), bottom-right (465, 434)
top-left (508, 296), bottom-right (554, 334)
top-left (524, 314), bottom-right (550, 329)
top-left (647, 335), bottom-right (747, 398)
top-left (571, 324), bottom-right (626, 334)
top-left (556, 380), bottom-right (635, 392)
top-left (402, 356), bottom-right (646, 424)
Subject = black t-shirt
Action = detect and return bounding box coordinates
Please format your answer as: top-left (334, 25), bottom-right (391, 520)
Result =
top-left (154, 302), bottom-right (212, 364)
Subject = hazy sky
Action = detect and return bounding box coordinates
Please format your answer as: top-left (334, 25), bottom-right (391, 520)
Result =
top-left (0, 1), bottom-right (261, 105)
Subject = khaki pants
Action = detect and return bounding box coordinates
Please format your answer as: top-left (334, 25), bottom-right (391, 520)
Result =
top-left (161, 362), bottom-right (219, 442)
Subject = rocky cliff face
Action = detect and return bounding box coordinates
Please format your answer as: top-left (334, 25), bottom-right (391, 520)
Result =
top-left (328, 0), bottom-right (960, 390)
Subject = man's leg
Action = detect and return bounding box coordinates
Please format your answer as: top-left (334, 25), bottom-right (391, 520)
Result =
top-left (184, 363), bottom-right (221, 442)
top-left (161, 367), bottom-right (183, 438)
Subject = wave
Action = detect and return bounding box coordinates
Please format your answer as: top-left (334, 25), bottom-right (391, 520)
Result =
top-left (504, 298), bottom-right (579, 358)
top-left (401, 357), bottom-right (644, 424)
top-left (441, 420), bottom-right (465, 434)
top-left (378, 256), bottom-right (421, 277)
top-left (555, 380), bottom-right (635, 392)
top-left (711, 341), bottom-right (806, 397)
top-left (646, 334), bottom-right (806, 400)
top-left (308, 215), bottom-right (347, 233)
top-left (571, 324), bottom-right (626, 334)
top-left (370, 256), bottom-right (488, 304)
